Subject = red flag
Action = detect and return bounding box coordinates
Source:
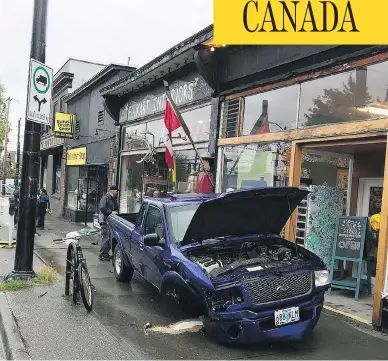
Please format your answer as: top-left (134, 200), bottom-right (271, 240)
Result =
top-left (163, 98), bottom-right (181, 169)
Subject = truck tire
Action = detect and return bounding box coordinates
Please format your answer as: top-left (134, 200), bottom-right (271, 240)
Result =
top-left (113, 246), bottom-right (133, 283)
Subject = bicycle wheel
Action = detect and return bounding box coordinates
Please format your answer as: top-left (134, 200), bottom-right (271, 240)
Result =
top-left (66, 245), bottom-right (79, 305)
top-left (78, 262), bottom-right (93, 311)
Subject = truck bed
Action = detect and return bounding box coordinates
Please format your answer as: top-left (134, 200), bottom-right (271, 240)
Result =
top-left (108, 213), bottom-right (138, 230)
top-left (117, 213), bottom-right (138, 224)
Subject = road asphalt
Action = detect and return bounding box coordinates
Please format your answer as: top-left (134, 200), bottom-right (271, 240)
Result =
top-left (1, 215), bottom-right (388, 359)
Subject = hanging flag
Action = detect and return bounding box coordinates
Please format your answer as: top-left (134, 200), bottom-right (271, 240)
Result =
top-left (163, 80), bottom-right (214, 188)
top-left (163, 98), bottom-right (181, 169)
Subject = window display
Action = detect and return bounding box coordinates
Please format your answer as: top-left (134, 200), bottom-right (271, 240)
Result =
top-left (119, 154), bottom-right (144, 214)
top-left (66, 166), bottom-right (108, 212)
top-left (220, 142), bottom-right (291, 192)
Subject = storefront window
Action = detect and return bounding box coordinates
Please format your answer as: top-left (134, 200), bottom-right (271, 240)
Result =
top-left (41, 156), bottom-right (47, 189)
top-left (119, 154), bottom-right (144, 213)
top-left (299, 61), bottom-right (388, 127)
top-left (122, 123), bottom-right (147, 151)
top-left (53, 153), bottom-right (61, 195)
top-left (172, 105), bottom-right (211, 144)
top-left (220, 142), bottom-right (291, 192)
top-left (242, 86), bottom-right (299, 135)
top-left (66, 166), bottom-right (108, 212)
top-left (66, 167), bottom-right (79, 210)
top-left (146, 118), bottom-right (164, 148)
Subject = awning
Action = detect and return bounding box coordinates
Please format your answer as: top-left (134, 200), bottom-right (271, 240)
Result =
top-left (39, 145), bottom-right (63, 157)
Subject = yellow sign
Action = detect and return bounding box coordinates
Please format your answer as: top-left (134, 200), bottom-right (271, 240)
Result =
top-left (66, 147), bottom-right (86, 166)
top-left (54, 113), bottom-right (74, 139)
top-left (214, 0), bottom-right (388, 45)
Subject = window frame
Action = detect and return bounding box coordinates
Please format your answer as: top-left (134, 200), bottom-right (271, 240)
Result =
top-left (52, 153), bottom-right (62, 195)
top-left (135, 203), bottom-right (147, 230)
top-left (142, 205), bottom-right (164, 238)
top-left (219, 53), bottom-right (388, 140)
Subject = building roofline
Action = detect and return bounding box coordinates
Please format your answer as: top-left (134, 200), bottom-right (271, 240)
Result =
top-left (64, 64), bottom-right (136, 103)
top-left (100, 24), bottom-right (213, 96)
top-left (54, 58), bottom-right (107, 78)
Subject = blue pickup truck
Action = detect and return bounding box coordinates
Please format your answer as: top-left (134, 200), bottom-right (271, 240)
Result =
top-left (107, 187), bottom-right (330, 344)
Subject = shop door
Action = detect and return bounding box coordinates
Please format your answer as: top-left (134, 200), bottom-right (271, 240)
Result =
top-left (356, 177), bottom-right (383, 286)
top-left (357, 178), bottom-right (383, 218)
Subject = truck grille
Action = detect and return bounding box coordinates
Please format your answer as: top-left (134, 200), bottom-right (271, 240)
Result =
top-left (242, 271), bottom-right (312, 305)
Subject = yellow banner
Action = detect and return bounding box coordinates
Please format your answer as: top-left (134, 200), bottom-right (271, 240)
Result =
top-left (54, 113), bottom-right (74, 139)
top-left (66, 147), bottom-right (86, 166)
top-left (214, 0), bottom-right (388, 45)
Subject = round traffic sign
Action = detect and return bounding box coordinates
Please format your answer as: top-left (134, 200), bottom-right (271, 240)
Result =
top-left (33, 66), bottom-right (50, 94)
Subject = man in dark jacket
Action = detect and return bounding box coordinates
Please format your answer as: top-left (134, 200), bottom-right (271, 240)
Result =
top-left (98, 185), bottom-right (119, 261)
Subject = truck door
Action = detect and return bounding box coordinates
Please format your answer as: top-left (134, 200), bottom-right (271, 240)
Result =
top-left (141, 205), bottom-right (165, 287)
top-left (128, 203), bottom-right (147, 273)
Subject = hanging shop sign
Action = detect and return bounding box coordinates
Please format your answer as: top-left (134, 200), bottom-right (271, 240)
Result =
top-left (120, 72), bottom-right (212, 123)
top-left (67, 147), bottom-right (87, 166)
top-left (54, 112), bottom-right (75, 139)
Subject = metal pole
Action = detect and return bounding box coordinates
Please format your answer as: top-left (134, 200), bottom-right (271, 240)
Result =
top-left (9, 0), bottom-right (48, 280)
top-left (15, 117), bottom-right (21, 187)
top-left (85, 166), bottom-right (89, 226)
top-left (2, 97), bottom-right (11, 195)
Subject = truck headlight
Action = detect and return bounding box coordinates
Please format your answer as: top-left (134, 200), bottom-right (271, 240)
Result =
top-left (209, 287), bottom-right (243, 311)
top-left (315, 270), bottom-right (330, 287)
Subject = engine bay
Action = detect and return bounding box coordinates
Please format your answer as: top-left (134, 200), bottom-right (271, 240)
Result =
top-left (188, 239), bottom-right (306, 277)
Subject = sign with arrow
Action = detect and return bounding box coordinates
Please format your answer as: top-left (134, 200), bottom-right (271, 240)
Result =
top-left (26, 59), bottom-right (53, 125)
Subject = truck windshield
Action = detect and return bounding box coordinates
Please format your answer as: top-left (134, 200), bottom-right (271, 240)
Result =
top-left (167, 203), bottom-right (201, 244)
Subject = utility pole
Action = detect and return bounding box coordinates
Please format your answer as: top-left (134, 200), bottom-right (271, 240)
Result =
top-left (15, 117), bottom-right (21, 187)
top-left (2, 97), bottom-right (12, 195)
top-left (8, 0), bottom-right (48, 280)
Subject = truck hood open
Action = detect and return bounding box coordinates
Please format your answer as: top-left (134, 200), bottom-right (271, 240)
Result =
top-left (181, 187), bottom-right (308, 246)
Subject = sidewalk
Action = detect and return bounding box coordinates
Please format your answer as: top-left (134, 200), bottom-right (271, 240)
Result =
top-left (0, 218), bottom-right (144, 360)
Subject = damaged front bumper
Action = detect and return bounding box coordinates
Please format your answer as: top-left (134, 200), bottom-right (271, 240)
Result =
top-left (203, 292), bottom-right (324, 344)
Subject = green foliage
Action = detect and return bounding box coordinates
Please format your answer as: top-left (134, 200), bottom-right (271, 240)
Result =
top-left (304, 75), bottom-right (376, 127)
top-left (0, 83), bottom-right (7, 154)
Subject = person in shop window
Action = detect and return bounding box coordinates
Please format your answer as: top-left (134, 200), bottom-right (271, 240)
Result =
top-left (37, 189), bottom-right (50, 229)
top-left (195, 152), bottom-right (214, 194)
top-left (98, 185), bottom-right (119, 261)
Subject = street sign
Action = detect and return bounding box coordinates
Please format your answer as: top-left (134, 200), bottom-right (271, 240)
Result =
top-left (26, 58), bottom-right (53, 125)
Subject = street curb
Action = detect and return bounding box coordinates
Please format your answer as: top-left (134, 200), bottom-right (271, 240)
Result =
top-left (0, 293), bottom-right (29, 360)
top-left (322, 304), bottom-right (373, 331)
top-left (33, 250), bottom-right (50, 268)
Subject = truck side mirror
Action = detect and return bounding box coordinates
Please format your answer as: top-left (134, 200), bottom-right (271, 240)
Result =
top-left (144, 233), bottom-right (160, 247)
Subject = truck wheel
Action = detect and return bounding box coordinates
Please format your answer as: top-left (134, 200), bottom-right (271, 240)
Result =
top-left (113, 246), bottom-right (133, 283)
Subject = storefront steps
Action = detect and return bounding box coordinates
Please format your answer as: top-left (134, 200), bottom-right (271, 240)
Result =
top-left (324, 289), bottom-right (373, 326)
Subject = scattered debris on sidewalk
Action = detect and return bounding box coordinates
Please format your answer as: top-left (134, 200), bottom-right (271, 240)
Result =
top-left (147, 319), bottom-right (203, 335)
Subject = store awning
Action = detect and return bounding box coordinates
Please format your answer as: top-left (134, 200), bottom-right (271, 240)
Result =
top-left (39, 145), bottom-right (63, 157)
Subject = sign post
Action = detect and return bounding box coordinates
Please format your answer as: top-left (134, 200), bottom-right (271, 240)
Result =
top-left (27, 59), bottom-right (53, 125)
top-left (329, 216), bottom-right (369, 300)
top-left (8, 0), bottom-right (49, 281)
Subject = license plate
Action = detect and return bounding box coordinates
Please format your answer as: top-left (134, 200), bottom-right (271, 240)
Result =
top-left (274, 307), bottom-right (300, 326)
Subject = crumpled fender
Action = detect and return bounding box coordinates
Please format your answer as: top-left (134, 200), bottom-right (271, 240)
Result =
top-left (159, 271), bottom-right (199, 298)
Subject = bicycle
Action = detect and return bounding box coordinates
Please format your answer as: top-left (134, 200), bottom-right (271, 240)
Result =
top-left (53, 231), bottom-right (95, 311)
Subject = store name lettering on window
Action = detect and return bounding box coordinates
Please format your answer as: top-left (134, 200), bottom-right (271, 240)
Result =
top-left (126, 78), bottom-right (203, 121)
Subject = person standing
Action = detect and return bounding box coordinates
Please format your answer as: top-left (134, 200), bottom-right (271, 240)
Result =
top-left (13, 187), bottom-right (20, 225)
top-left (98, 185), bottom-right (119, 261)
top-left (37, 189), bottom-right (50, 229)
